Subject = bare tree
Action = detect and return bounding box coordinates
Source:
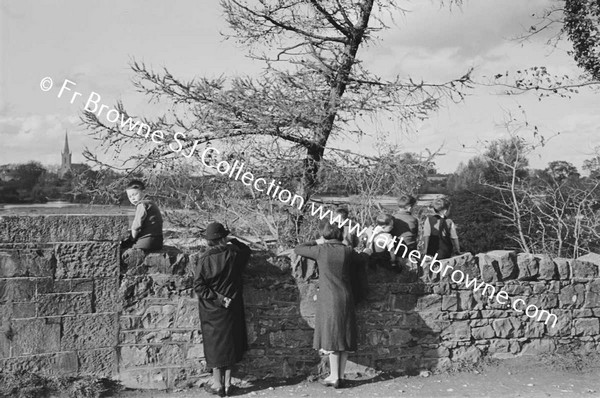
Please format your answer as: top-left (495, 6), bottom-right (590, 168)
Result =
top-left (82, 0), bottom-right (472, 212)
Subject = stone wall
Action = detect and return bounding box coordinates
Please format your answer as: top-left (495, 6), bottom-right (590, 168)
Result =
top-left (2, 214), bottom-right (600, 389)
top-left (0, 215), bottom-right (127, 378)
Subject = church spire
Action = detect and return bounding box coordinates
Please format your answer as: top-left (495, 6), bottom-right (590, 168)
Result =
top-left (62, 131), bottom-right (70, 155)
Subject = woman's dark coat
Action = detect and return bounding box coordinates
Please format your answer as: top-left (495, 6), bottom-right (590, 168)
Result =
top-left (193, 239), bottom-right (251, 368)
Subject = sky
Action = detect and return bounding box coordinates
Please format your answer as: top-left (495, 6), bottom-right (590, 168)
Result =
top-left (0, 0), bottom-right (598, 174)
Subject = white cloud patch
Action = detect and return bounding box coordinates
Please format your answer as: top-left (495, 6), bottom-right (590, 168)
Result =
top-left (0, 114), bottom-right (91, 165)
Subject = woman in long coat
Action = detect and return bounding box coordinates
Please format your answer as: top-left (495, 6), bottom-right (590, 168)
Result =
top-left (194, 222), bottom-right (251, 396)
top-left (294, 220), bottom-right (361, 389)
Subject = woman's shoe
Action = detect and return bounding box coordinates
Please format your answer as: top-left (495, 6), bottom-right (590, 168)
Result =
top-left (320, 379), bottom-right (340, 388)
top-left (204, 384), bottom-right (225, 397)
top-left (224, 385), bottom-right (236, 396)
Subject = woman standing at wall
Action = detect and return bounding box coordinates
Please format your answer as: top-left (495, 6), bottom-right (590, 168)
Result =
top-left (294, 220), bottom-right (360, 389)
top-left (194, 222), bottom-right (251, 397)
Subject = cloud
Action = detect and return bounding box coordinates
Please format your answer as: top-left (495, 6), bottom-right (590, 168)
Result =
top-left (0, 114), bottom-right (92, 165)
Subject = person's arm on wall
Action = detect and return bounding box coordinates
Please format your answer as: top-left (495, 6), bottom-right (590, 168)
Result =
top-left (449, 220), bottom-right (461, 255)
top-left (130, 203), bottom-right (147, 240)
top-left (294, 242), bottom-right (320, 260)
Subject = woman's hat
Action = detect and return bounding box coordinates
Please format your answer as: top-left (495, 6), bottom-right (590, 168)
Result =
top-left (204, 222), bottom-right (230, 240)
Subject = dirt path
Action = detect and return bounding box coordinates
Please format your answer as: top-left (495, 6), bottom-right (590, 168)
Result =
top-left (116, 356), bottom-right (600, 398)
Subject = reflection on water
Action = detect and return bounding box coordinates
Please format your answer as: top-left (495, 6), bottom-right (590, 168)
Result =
top-left (0, 201), bottom-right (134, 215)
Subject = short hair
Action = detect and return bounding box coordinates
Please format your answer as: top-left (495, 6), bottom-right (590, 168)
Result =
top-left (126, 179), bottom-right (145, 190)
top-left (432, 197), bottom-right (451, 212)
top-left (398, 194), bottom-right (416, 207)
top-left (375, 213), bottom-right (393, 226)
top-left (319, 219), bottom-right (343, 240)
top-left (335, 207), bottom-right (349, 219)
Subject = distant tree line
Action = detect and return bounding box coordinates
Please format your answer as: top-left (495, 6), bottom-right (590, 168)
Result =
top-left (0, 162), bottom-right (122, 204)
top-left (445, 130), bottom-right (600, 258)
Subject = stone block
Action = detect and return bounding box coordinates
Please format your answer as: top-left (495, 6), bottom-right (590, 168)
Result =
top-left (0, 214), bottom-right (129, 243)
top-left (572, 256), bottom-right (599, 279)
top-left (119, 344), bottom-right (184, 368)
top-left (477, 250), bottom-right (518, 283)
top-left (169, 366), bottom-right (212, 390)
top-left (546, 310), bottom-right (571, 337)
top-left (118, 367), bottom-right (169, 390)
top-left (441, 321), bottom-right (471, 342)
top-left (489, 339), bottom-right (520, 356)
top-left (143, 248), bottom-right (188, 275)
top-left (1, 351), bottom-right (78, 375)
top-left (442, 253), bottom-right (480, 280)
top-left (457, 290), bottom-right (476, 311)
top-left (537, 255), bottom-right (558, 280)
top-left (55, 242), bottom-right (119, 279)
top-left (392, 294), bottom-right (417, 312)
top-left (451, 345), bottom-right (481, 363)
top-left (387, 329), bottom-right (415, 346)
top-left (416, 294), bottom-right (441, 312)
top-left (62, 313), bottom-right (118, 350)
top-left (94, 277), bottom-right (119, 313)
top-left (269, 329), bottom-right (312, 349)
top-left (526, 294), bottom-right (558, 309)
top-left (1, 302), bottom-right (36, 319)
top-left (491, 318), bottom-right (523, 338)
top-left (447, 311), bottom-right (470, 320)
top-left (174, 299), bottom-right (199, 328)
top-left (573, 308), bottom-right (593, 317)
top-left (11, 317), bottom-right (61, 356)
top-left (589, 279), bottom-right (600, 293)
top-left (553, 258), bottom-right (570, 279)
top-left (584, 291), bottom-right (600, 308)
top-left (521, 339), bottom-right (556, 355)
top-left (441, 294), bottom-right (457, 311)
top-left (0, 331), bottom-right (10, 359)
top-left (502, 282), bottom-right (531, 296)
top-left (141, 304), bottom-right (177, 329)
top-left (517, 254), bottom-right (539, 280)
top-left (525, 320), bottom-right (545, 338)
top-left (37, 292), bottom-right (92, 316)
top-left (471, 325), bottom-right (495, 340)
top-left (559, 284), bottom-right (585, 308)
top-left (572, 318), bottom-right (600, 336)
top-left (0, 278), bottom-right (36, 303)
top-left (186, 344), bottom-right (204, 359)
top-left (0, 247), bottom-right (56, 278)
top-left (78, 348), bottom-right (116, 376)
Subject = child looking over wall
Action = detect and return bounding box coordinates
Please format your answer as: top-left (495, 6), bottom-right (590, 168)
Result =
top-left (421, 197), bottom-right (460, 260)
top-left (362, 213), bottom-right (400, 272)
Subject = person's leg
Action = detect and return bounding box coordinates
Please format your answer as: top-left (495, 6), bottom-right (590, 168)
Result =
top-left (326, 352), bottom-right (340, 381)
top-left (212, 367), bottom-right (223, 388)
top-left (340, 351), bottom-right (348, 379)
top-left (224, 367), bottom-right (232, 388)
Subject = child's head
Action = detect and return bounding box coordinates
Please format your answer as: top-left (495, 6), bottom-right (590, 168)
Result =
top-left (432, 197), bottom-right (451, 216)
top-left (126, 179), bottom-right (146, 205)
top-left (319, 219), bottom-right (343, 241)
top-left (375, 213), bottom-right (394, 233)
top-left (335, 207), bottom-right (349, 221)
top-left (397, 194), bottom-right (416, 210)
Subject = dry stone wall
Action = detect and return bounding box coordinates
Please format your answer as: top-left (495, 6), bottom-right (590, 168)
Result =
top-left (1, 214), bottom-right (600, 390)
